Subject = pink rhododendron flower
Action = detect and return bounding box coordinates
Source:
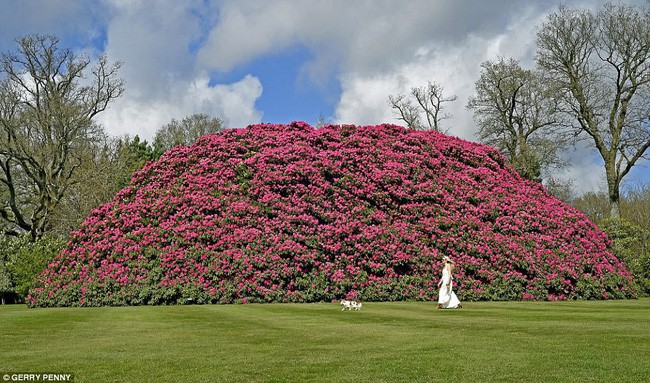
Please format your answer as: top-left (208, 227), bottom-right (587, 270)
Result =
top-left (28, 122), bottom-right (635, 307)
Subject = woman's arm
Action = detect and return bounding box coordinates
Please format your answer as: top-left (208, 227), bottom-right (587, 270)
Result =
top-left (440, 266), bottom-right (451, 287)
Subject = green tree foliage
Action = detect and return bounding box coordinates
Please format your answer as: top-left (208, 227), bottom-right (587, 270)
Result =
top-left (572, 191), bottom-right (611, 223)
top-left (0, 234), bottom-right (65, 302)
top-left (623, 183), bottom-right (650, 232)
top-left (599, 219), bottom-right (650, 296)
top-left (49, 134), bottom-right (158, 238)
top-left (536, 3), bottom-right (650, 219)
top-left (467, 57), bottom-right (565, 182)
top-left (0, 34), bottom-right (123, 239)
top-left (153, 113), bottom-right (223, 153)
top-left (27, 113), bottom-right (219, 239)
top-left (0, 248), bottom-right (12, 304)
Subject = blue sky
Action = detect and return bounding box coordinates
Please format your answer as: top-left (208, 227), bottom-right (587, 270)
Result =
top-left (210, 45), bottom-right (341, 124)
top-left (0, 0), bottom-right (648, 194)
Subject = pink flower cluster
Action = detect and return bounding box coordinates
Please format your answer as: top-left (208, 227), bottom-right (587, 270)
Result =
top-left (28, 122), bottom-right (635, 306)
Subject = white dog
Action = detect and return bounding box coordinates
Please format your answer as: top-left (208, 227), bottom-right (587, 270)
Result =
top-left (340, 299), bottom-right (362, 311)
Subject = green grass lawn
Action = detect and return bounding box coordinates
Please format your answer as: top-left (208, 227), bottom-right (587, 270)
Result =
top-left (1, 299), bottom-right (648, 383)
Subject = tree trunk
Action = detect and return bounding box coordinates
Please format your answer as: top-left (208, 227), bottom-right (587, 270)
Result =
top-left (609, 197), bottom-right (621, 221)
top-left (606, 167), bottom-right (621, 220)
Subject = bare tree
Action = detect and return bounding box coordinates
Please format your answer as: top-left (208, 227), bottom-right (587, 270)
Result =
top-left (0, 34), bottom-right (123, 239)
top-left (389, 81), bottom-right (457, 132)
top-left (536, 3), bottom-right (650, 219)
top-left (467, 57), bottom-right (565, 181)
top-left (388, 93), bottom-right (421, 130)
top-left (315, 112), bottom-right (332, 128)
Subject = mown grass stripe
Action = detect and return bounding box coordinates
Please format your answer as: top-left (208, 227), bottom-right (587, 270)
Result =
top-left (1, 299), bottom-right (648, 383)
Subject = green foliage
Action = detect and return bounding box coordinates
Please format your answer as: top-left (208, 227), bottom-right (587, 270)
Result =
top-left (481, 276), bottom-right (526, 301)
top-left (48, 134), bottom-right (158, 238)
top-left (544, 177), bottom-right (575, 203)
top-left (623, 183), bottom-right (650, 236)
top-left (154, 113), bottom-right (223, 153)
top-left (571, 192), bottom-right (613, 224)
top-left (111, 135), bottom-right (162, 190)
top-left (0, 235), bottom-right (65, 300)
top-left (600, 218), bottom-right (650, 296)
top-left (574, 276), bottom-right (604, 300)
top-left (571, 184), bottom-right (650, 296)
top-left (120, 135), bottom-right (162, 171)
top-left (0, 249), bottom-right (12, 304)
top-left (508, 147), bottom-right (542, 182)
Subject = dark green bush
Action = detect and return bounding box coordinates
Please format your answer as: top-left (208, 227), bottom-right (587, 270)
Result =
top-left (0, 235), bottom-right (65, 302)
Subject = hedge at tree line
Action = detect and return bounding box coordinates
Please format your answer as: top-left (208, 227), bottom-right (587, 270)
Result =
top-left (27, 123), bottom-right (637, 307)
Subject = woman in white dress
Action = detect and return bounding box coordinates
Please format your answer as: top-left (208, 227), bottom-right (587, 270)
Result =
top-left (437, 256), bottom-right (461, 309)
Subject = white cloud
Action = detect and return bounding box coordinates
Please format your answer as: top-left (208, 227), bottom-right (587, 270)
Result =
top-left (201, 75), bottom-right (264, 128)
top-left (333, 2), bottom-right (549, 139)
top-left (196, 1), bottom-right (530, 78)
top-left (94, 0), bottom-right (263, 140)
top-left (330, 1), bottom-right (641, 192)
top-left (197, 0), bottom-right (300, 72)
top-left (103, 0), bottom-right (200, 96)
top-left (334, 73), bottom-right (399, 128)
top-left (97, 74), bottom-right (263, 140)
top-left (3, 0), bottom-right (647, 190)
top-left (550, 142), bottom-right (608, 195)
top-left (99, 0), bottom-right (552, 141)
top-left (333, 42), bottom-right (479, 139)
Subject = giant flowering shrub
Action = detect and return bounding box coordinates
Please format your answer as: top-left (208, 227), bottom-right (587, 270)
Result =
top-left (29, 122), bottom-right (635, 307)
